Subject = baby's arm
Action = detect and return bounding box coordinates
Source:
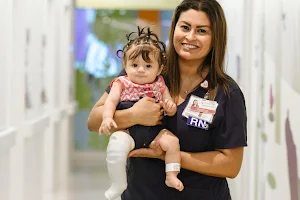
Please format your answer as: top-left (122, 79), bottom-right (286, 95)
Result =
top-left (99, 81), bottom-right (122, 135)
top-left (162, 86), bottom-right (177, 116)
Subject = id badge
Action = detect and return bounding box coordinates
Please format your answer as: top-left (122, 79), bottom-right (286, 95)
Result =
top-left (187, 116), bottom-right (209, 130)
top-left (182, 95), bottom-right (218, 124)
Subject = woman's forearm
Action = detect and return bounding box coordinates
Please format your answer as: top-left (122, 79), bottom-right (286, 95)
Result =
top-left (128, 142), bottom-right (243, 178)
top-left (87, 105), bottom-right (105, 132)
top-left (87, 105), bottom-right (137, 132)
top-left (180, 147), bottom-right (244, 178)
top-left (87, 93), bottom-right (164, 133)
top-left (87, 92), bottom-right (137, 132)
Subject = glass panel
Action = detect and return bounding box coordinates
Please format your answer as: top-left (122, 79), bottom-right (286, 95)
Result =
top-left (74, 9), bottom-right (173, 151)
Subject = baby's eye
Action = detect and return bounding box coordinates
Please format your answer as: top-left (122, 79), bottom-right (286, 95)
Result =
top-left (146, 64), bottom-right (152, 68)
top-left (132, 63), bottom-right (138, 67)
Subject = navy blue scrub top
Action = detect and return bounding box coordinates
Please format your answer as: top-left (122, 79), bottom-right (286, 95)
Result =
top-left (105, 70), bottom-right (247, 200)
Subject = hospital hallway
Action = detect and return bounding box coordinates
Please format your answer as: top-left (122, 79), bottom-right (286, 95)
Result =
top-left (1, 0), bottom-right (300, 200)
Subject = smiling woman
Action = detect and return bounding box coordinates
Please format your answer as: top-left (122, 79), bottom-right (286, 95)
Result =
top-left (87, 0), bottom-right (247, 199)
top-left (173, 10), bottom-right (212, 63)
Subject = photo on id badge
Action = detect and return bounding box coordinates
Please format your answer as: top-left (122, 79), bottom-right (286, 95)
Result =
top-left (182, 95), bottom-right (218, 124)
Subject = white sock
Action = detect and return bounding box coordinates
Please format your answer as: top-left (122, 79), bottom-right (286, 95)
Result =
top-left (105, 131), bottom-right (135, 200)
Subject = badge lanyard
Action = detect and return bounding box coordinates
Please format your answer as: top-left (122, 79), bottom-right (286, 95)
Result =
top-left (203, 91), bottom-right (209, 100)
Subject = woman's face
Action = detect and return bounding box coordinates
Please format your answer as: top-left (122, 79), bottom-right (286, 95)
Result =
top-left (173, 9), bottom-right (212, 63)
top-left (193, 99), bottom-right (198, 105)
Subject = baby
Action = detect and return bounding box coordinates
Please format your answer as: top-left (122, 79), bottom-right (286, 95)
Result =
top-left (99, 27), bottom-right (184, 200)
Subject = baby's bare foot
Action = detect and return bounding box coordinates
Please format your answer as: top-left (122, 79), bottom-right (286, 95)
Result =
top-left (165, 174), bottom-right (184, 191)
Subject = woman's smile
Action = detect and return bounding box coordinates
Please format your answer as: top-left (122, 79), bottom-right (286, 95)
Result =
top-left (182, 43), bottom-right (199, 50)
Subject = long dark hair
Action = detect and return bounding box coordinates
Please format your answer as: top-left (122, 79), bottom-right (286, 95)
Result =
top-left (162, 0), bottom-right (231, 100)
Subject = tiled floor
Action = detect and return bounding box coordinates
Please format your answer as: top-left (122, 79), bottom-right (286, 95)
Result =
top-left (54, 154), bottom-right (121, 200)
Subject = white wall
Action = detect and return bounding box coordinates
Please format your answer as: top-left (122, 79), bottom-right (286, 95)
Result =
top-left (220, 0), bottom-right (300, 199)
top-left (0, 0), bottom-right (76, 200)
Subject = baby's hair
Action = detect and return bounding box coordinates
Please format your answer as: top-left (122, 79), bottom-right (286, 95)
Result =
top-left (117, 26), bottom-right (167, 66)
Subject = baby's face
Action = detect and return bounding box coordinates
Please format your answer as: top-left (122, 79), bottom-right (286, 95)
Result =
top-left (124, 50), bottom-right (162, 85)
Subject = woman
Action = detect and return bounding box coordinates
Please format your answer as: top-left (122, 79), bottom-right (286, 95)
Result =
top-left (190, 99), bottom-right (199, 111)
top-left (87, 0), bottom-right (247, 199)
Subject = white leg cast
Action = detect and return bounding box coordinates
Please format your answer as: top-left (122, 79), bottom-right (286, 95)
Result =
top-left (105, 131), bottom-right (135, 200)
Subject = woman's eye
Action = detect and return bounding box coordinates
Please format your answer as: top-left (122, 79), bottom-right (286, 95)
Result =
top-left (146, 64), bottom-right (152, 68)
top-left (181, 25), bottom-right (189, 31)
top-left (198, 29), bottom-right (207, 33)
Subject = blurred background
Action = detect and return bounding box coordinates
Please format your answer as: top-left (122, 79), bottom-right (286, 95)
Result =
top-left (0, 0), bottom-right (300, 199)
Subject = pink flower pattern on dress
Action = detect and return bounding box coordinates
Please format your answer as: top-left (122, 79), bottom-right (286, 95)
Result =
top-left (111, 75), bottom-right (166, 102)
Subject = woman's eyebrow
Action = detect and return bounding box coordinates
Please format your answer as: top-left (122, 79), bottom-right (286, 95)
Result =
top-left (179, 21), bottom-right (211, 28)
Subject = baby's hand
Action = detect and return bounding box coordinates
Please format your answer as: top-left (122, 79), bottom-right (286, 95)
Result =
top-left (99, 118), bottom-right (117, 135)
top-left (163, 99), bottom-right (177, 116)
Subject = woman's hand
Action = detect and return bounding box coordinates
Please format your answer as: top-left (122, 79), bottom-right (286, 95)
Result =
top-left (130, 97), bottom-right (164, 126)
top-left (128, 141), bottom-right (165, 160)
